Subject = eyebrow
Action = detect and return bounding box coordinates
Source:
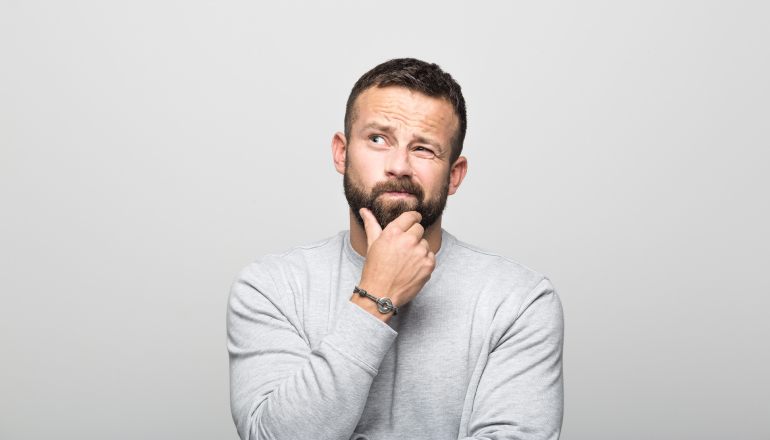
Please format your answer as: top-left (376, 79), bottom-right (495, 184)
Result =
top-left (361, 122), bottom-right (395, 134)
top-left (360, 122), bottom-right (445, 153)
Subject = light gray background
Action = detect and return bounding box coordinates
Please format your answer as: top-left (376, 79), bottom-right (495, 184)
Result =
top-left (1, 2), bottom-right (768, 439)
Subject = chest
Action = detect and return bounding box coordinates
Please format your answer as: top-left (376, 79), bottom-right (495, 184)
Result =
top-left (295, 264), bottom-right (500, 438)
top-left (354, 282), bottom-right (486, 439)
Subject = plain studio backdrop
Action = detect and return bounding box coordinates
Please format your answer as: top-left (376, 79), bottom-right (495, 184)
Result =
top-left (1, 2), bottom-right (768, 439)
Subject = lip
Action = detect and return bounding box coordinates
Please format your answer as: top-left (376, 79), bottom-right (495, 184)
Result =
top-left (383, 191), bottom-right (414, 198)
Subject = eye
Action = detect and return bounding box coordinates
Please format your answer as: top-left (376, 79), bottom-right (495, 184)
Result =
top-left (414, 146), bottom-right (435, 156)
top-left (370, 135), bottom-right (386, 144)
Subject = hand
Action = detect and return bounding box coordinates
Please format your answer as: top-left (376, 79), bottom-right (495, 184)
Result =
top-left (357, 208), bottom-right (436, 309)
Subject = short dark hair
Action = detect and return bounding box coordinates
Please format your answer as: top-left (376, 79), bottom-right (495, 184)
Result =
top-left (344, 58), bottom-right (467, 165)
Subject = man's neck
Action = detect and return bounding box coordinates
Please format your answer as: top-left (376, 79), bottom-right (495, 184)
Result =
top-left (349, 211), bottom-right (443, 258)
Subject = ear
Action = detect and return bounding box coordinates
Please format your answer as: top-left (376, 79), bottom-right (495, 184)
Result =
top-left (448, 156), bottom-right (468, 196)
top-left (332, 132), bottom-right (347, 175)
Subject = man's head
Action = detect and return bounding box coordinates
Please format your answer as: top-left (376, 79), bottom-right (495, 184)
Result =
top-left (344, 58), bottom-right (467, 166)
top-left (333, 58), bottom-right (468, 231)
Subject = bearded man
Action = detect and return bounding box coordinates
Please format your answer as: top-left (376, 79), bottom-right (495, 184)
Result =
top-left (227, 58), bottom-right (564, 440)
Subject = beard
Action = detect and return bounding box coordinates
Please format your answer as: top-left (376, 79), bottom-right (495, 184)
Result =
top-left (343, 168), bottom-right (450, 231)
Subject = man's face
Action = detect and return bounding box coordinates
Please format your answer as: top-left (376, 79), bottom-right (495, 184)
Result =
top-left (342, 86), bottom-right (459, 230)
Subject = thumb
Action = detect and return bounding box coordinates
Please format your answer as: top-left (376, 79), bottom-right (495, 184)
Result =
top-left (359, 208), bottom-right (382, 252)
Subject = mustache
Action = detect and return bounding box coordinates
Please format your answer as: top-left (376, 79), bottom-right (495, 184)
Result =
top-left (369, 179), bottom-right (425, 201)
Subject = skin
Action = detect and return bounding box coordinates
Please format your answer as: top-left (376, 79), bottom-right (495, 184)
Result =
top-left (331, 86), bottom-right (468, 323)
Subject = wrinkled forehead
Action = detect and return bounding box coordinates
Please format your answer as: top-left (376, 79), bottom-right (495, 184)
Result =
top-left (350, 86), bottom-right (459, 140)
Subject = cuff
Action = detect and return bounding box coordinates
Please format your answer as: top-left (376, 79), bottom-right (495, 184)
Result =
top-left (323, 301), bottom-right (398, 373)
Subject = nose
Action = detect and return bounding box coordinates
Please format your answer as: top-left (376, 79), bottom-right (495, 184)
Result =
top-left (385, 146), bottom-right (413, 179)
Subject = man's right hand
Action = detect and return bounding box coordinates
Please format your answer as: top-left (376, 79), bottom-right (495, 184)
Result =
top-left (355, 208), bottom-right (436, 315)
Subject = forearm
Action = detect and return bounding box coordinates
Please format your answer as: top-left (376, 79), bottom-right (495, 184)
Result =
top-left (461, 279), bottom-right (564, 440)
top-left (230, 301), bottom-right (396, 440)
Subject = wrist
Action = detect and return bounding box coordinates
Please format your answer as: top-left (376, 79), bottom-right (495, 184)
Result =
top-left (357, 279), bottom-right (400, 307)
top-left (350, 285), bottom-right (399, 323)
top-left (354, 286), bottom-right (399, 315)
top-left (350, 293), bottom-right (393, 323)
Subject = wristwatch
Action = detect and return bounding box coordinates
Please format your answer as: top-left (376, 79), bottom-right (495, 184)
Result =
top-left (354, 286), bottom-right (398, 315)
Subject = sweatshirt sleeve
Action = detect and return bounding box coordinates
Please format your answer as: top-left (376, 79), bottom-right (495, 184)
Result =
top-left (462, 278), bottom-right (565, 440)
top-left (227, 263), bottom-right (397, 440)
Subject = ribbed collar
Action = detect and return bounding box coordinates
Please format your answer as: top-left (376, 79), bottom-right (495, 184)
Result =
top-left (343, 228), bottom-right (456, 270)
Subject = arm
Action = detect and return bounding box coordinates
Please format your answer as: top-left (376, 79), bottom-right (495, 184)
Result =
top-left (462, 279), bottom-right (565, 440)
top-left (227, 264), bottom-right (397, 440)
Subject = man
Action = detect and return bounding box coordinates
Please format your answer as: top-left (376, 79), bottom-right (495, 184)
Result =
top-left (227, 58), bottom-right (564, 440)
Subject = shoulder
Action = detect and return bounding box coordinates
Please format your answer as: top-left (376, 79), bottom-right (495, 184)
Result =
top-left (230, 231), bottom-right (347, 303)
top-left (239, 231), bottom-right (346, 278)
top-left (440, 231), bottom-right (560, 321)
top-left (448, 234), bottom-right (547, 292)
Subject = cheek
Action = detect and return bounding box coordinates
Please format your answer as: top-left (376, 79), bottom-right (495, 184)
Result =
top-left (412, 163), bottom-right (445, 191)
top-left (349, 148), bottom-right (385, 181)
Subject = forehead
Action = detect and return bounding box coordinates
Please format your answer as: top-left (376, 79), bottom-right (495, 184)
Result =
top-left (352, 86), bottom-right (458, 142)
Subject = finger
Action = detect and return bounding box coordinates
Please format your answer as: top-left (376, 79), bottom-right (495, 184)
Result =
top-left (387, 210), bottom-right (422, 232)
top-left (359, 208), bottom-right (382, 251)
top-left (406, 222), bottom-right (425, 240)
top-left (427, 250), bottom-right (436, 269)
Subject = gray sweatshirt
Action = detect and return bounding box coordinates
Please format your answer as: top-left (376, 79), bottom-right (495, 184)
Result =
top-left (227, 229), bottom-right (564, 440)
